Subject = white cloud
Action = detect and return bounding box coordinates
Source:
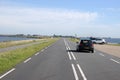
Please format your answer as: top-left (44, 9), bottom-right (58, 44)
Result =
top-left (3, 6), bottom-right (120, 37)
top-left (0, 6), bottom-right (98, 28)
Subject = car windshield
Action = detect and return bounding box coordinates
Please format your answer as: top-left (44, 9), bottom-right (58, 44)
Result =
top-left (96, 39), bottom-right (102, 40)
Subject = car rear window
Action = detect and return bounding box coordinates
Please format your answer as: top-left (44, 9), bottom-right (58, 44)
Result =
top-left (82, 40), bottom-right (89, 43)
top-left (81, 40), bottom-right (90, 44)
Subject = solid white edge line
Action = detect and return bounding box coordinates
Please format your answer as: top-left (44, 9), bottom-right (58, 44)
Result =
top-left (35, 52), bottom-right (39, 56)
top-left (71, 64), bottom-right (79, 80)
top-left (77, 64), bottom-right (87, 80)
top-left (68, 52), bottom-right (72, 60)
top-left (0, 68), bottom-right (15, 79)
top-left (24, 58), bottom-right (31, 63)
top-left (110, 59), bottom-right (120, 64)
top-left (71, 52), bottom-right (76, 60)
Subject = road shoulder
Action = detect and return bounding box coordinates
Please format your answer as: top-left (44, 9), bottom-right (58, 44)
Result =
top-left (94, 44), bottom-right (120, 58)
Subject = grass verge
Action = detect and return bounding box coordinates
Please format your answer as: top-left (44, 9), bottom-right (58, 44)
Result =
top-left (107, 43), bottom-right (120, 46)
top-left (0, 38), bottom-right (58, 74)
top-left (0, 39), bottom-right (48, 48)
top-left (70, 38), bottom-right (80, 42)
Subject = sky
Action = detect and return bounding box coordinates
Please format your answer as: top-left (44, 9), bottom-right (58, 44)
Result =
top-left (0, 0), bottom-right (120, 38)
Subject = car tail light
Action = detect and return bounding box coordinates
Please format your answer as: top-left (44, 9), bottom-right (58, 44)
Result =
top-left (80, 43), bottom-right (82, 46)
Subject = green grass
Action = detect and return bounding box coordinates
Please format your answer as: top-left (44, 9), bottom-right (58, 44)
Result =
top-left (107, 43), bottom-right (120, 46)
top-left (70, 38), bottom-right (80, 42)
top-left (0, 39), bottom-right (48, 48)
top-left (0, 38), bottom-right (58, 74)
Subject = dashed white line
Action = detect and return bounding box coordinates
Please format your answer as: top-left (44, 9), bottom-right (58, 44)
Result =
top-left (71, 52), bottom-right (76, 60)
top-left (35, 52), bottom-right (39, 56)
top-left (66, 47), bottom-right (68, 50)
top-left (99, 53), bottom-right (105, 57)
top-left (110, 58), bottom-right (120, 64)
top-left (77, 64), bottom-right (87, 80)
top-left (0, 68), bottom-right (15, 79)
top-left (67, 46), bottom-right (76, 60)
top-left (64, 39), bottom-right (68, 47)
top-left (68, 52), bottom-right (72, 60)
top-left (41, 49), bottom-right (44, 52)
top-left (24, 58), bottom-right (31, 63)
top-left (65, 39), bottom-right (87, 80)
top-left (68, 47), bottom-right (71, 50)
top-left (71, 64), bottom-right (79, 80)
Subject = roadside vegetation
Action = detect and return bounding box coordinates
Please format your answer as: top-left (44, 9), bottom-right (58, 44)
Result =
top-left (0, 38), bottom-right (58, 74)
top-left (70, 38), bottom-right (80, 42)
top-left (0, 39), bottom-right (48, 48)
top-left (107, 43), bottom-right (120, 46)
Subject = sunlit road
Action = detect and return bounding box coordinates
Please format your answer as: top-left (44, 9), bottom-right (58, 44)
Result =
top-left (0, 38), bottom-right (120, 80)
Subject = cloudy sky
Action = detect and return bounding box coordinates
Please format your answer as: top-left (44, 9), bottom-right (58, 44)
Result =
top-left (0, 0), bottom-right (120, 38)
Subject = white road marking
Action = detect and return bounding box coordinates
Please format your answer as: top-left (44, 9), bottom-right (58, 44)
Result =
top-left (71, 64), bottom-right (79, 80)
top-left (64, 39), bottom-right (68, 47)
top-left (99, 53), bottom-right (105, 57)
top-left (68, 52), bottom-right (72, 60)
top-left (35, 52), bottom-right (39, 56)
top-left (41, 49), bottom-right (44, 52)
top-left (66, 47), bottom-right (68, 50)
top-left (71, 52), bottom-right (76, 60)
top-left (68, 47), bottom-right (71, 50)
top-left (24, 58), bottom-right (31, 63)
top-left (65, 39), bottom-right (87, 80)
top-left (0, 68), bottom-right (15, 79)
top-left (110, 59), bottom-right (120, 64)
top-left (64, 40), bottom-right (68, 48)
top-left (77, 64), bottom-right (87, 80)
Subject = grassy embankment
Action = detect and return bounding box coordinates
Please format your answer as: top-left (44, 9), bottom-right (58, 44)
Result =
top-left (0, 38), bottom-right (58, 74)
top-left (70, 38), bottom-right (80, 42)
top-left (0, 39), bottom-right (48, 48)
top-left (107, 43), bottom-right (120, 46)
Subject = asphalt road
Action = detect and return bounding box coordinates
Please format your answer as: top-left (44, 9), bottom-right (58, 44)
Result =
top-left (0, 38), bottom-right (120, 80)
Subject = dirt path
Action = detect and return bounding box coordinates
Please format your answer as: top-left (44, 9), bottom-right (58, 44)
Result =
top-left (94, 44), bottom-right (120, 58)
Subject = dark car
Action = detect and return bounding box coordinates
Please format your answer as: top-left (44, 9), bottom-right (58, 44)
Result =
top-left (76, 39), bottom-right (94, 53)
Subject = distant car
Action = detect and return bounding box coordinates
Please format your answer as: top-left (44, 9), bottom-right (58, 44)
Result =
top-left (92, 39), bottom-right (106, 44)
top-left (76, 39), bottom-right (94, 53)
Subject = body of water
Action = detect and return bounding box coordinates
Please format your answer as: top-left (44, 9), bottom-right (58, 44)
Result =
top-left (0, 37), bottom-right (120, 44)
top-left (0, 36), bottom-right (34, 42)
top-left (105, 38), bottom-right (120, 44)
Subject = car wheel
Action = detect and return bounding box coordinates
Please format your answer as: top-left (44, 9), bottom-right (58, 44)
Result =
top-left (91, 50), bottom-right (94, 53)
top-left (76, 48), bottom-right (79, 52)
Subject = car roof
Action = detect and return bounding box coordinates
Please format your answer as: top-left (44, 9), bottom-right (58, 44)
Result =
top-left (80, 38), bottom-right (91, 41)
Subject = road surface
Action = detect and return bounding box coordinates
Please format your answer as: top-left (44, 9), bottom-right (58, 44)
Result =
top-left (0, 38), bottom-right (120, 80)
